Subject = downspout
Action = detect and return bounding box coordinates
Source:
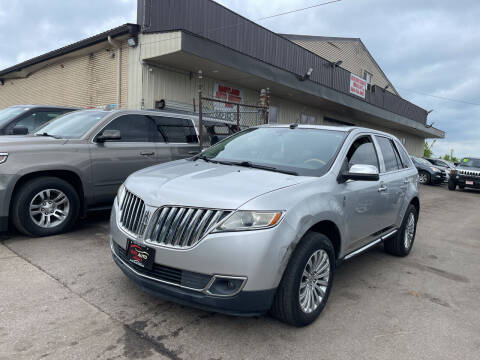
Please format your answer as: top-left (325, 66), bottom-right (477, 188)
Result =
top-left (108, 35), bottom-right (122, 109)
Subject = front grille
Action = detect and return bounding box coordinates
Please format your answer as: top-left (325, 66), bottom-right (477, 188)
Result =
top-left (458, 169), bottom-right (480, 177)
top-left (148, 207), bottom-right (232, 248)
top-left (119, 190), bottom-right (151, 237)
top-left (112, 242), bottom-right (211, 290)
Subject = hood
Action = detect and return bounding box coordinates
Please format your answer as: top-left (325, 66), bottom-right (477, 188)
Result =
top-left (125, 160), bottom-right (313, 210)
top-left (457, 166), bottom-right (480, 172)
top-left (0, 135), bottom-right (65, 146)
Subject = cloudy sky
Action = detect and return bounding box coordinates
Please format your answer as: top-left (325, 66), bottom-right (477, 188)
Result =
top-left (1, 0), bottom-right (479, 158)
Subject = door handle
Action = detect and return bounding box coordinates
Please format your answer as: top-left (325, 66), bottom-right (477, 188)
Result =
top-left (140, 151), bottom-right (155, 156)
top-left (378, 185), bottom-right (388, 192)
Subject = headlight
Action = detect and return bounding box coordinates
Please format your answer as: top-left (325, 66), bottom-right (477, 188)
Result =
top-left (430, 167), bottom-right (440, 172)
top-left (0, 153), bottom-right (8, 164)
top-left (116, 184), bottom-right (126, 205)
top-left (214, 211), bottom-right (283, 232)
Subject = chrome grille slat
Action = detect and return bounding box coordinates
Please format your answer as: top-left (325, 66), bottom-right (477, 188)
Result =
top-left (118, 190), bottom-right (149, 238)
top-left (148, 207), bottom-right (232, 249)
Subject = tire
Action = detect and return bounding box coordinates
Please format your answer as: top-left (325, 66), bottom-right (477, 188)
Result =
top-left (418, 171), bottom-right (430, 185)
top-left (270, 232), bottom-right (335, 327)
top-left (384, 204), bottom-right (418, 257)
top-left (11, 177), bottom-right (80, 237)
top-left (448, 178), bottom-right (457, 191)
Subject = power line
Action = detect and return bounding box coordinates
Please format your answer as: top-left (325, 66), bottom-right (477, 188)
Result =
top-left (397, 87), bottom-right (480, 106)
top-left (255, 0), bottom-right (343, 21)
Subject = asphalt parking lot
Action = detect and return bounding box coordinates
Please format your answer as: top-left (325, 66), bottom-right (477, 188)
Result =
top-left (1, 185), bottom-right (479, 360)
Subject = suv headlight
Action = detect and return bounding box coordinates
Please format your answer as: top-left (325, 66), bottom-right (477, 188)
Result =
top-left (214, 211), bottom-right (283, 232)
top-left (116, 184), bottom-right (126, 205)
top-left (430, 166), bottom-right (440, 172)
top-left (0, 153), bottom-right (8, 164)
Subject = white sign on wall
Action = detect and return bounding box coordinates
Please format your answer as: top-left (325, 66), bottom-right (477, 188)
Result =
top-left (349, 73), bottom-right (367, 99)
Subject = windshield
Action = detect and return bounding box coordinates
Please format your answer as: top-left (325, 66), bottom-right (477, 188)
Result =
top-left (34, 110), bottom-right (108, 139)
top-left (459, 158), bottom-right (480, 168)
top-left (199, 127), bottom-right (347, 176)
top-left (412, 157), bottom-right (431, 166)
top-left (0, 107), bottom-right (28, 127)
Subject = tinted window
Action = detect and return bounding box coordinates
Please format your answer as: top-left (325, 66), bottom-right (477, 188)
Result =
top-left (102, 115), bottom-right (154, 142)
top-left (16, 110), bottom-right (67, 132)
top-left (0, 107), bottom-right (28, 127)
top-left (376, 136), bottom-right (400, 172)
top-left (347, 136), bottom-right (379, 168)
top-left (394, 140), bottom-right (413, 168)
top-left (154, 116), bottom-right (198, 143)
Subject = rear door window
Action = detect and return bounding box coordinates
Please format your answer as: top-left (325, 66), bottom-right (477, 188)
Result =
top-left (393, 140), bottom-right (413, 168)
top-left (153, 116), bottom-right (198, 143)
top-left (376, 136), bottom-right (401, 172)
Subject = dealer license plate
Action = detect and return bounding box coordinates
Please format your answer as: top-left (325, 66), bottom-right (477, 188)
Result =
top-left (127, 240), bottom-right (155, 270)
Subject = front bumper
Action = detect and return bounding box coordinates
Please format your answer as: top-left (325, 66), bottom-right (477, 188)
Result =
top-left (111, 239), bottom-right (276, 316)
top-left (455, 176), bottom-right (480, 189)
top-left (432, 172), bottom-right (446, 184)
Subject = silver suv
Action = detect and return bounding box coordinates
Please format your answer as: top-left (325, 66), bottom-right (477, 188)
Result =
top-left (110, 125), bottom-right (420, 326)
top-left (0, 109), bottom-right (232, 236)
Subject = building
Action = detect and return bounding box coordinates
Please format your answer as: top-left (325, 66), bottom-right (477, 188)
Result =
top-left (0, 0), bottom-right (444, 155)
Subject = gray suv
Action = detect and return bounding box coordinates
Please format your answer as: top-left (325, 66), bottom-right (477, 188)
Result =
top-left (110, 125), bottom-right (420, 326)
top-left (0, 109), bottom-right (225, 236)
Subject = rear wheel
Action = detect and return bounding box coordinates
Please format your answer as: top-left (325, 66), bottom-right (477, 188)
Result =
top-left (11, 177), bottom-right (80, 237)
top-left (418, 171), bottom-right (430, 185)
top-left (384, 204), bottom-right (418, 257)
top-left (270, 232), bottom-right (335, 327)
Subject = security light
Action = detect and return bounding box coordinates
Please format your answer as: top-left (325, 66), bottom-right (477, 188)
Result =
top-left (298, 67), bottom-right (314, 81)
top-left (331, 60), bottom-right (343, 68)
top-left (127, 37), bottom-right (137, 47)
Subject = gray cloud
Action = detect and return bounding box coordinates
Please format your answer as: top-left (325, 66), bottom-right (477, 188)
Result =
top-left (1, 0), bottom-right (479, 157)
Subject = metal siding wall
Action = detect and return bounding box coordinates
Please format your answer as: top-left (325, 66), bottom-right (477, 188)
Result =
top-left (140, 0), bottom-right (427, 125)
top-left (0, 43), bottom-right (124, 109)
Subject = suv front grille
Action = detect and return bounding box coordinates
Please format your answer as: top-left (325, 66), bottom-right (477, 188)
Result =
top-left (148, 207), bottom-right (232, 248)
top-left (112, 242), bottom-right (211, 290)
top-left (458, 169), bottom-right (480, 177)
top-left (119, 190), bottom-right (151, 237)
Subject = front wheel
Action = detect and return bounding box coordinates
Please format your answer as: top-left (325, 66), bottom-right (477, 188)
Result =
top-left (270, 232), bottom-right (335, 327)
top-left (448, 178), bottom-right (457, 191)
top-left (384, 204), bottom-right (418, 257)
top-left (11, 177), bottom-right (80, 237)
top-left (418, 171), bottom-right (430, 185)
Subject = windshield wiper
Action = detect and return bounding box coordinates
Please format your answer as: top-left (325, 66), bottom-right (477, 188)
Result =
top-left (232, 161), bottom-right (298, 176)
top-left (35, 132), bottom-right (61, 139)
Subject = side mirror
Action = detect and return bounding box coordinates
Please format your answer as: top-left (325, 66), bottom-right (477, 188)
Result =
top-left (97, 129), bottom-right (121, 143)
top-left (12, 125), bottom-right (29, 135)
top-left (340, 164), bottom-right (379, 182)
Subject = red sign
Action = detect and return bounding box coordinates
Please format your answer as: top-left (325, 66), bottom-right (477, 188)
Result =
top-left (349, 74), bottom-right (367, 99)
top-left (214, 83), bottom-right (243, 108)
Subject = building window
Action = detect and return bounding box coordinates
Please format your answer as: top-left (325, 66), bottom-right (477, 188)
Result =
top-left (363, 70), bottom-right (373, 85)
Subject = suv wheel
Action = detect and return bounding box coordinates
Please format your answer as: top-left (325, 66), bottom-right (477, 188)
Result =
top-left (418, 171), bottom-right (430, 185)
top-left (448, 178), bottom-right (457, 191)
top-left (11, 177), bottom-right (80, 237)
top-left (270, 232), bottom-right (335, 327)
top-left (384, 204), bottom-right (418, 257)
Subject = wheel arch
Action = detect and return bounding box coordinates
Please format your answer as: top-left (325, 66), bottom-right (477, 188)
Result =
top-left (308, 220), bottom-right (342, 261)
top-left (410, 196), bottom-right (420, 215)
top-left (10, 170), bottom-right (86, 216)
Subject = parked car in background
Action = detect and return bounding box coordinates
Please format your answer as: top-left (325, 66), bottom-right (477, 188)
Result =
top-left (0, 105), bottom-right (79, 135)
top-left (0, 109), bottom-right (230, 237)
top-left (110, 125), bottom-right (420, 326)
top-left (448, 157), bottom-right (480, 191)
top-left (424, 158), bottom-right (455, 179)
top-left (411, 156), bottom-right (445, 184)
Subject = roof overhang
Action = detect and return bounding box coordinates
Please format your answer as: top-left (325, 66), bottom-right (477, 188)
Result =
top-left (142, 31), bottom-right (444, 139)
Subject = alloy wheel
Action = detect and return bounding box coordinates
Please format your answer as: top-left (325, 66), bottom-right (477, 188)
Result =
top-left (29, 189), bottom-right (70, 228)
top-left (299, 249), bottom-right (330, 314)
top-left (404, 212), bottom-right (416, 249)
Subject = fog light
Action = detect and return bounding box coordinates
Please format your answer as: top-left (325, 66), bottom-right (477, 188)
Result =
top-left (206, 276), bottom-right (246, 296)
